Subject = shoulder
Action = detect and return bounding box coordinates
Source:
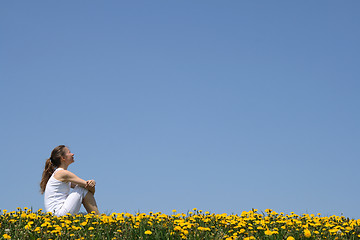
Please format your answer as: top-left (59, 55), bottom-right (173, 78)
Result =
top-left (53, 169), bottom-right (74, 182)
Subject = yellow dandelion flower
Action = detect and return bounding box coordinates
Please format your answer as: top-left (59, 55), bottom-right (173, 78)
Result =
top-left (3, 234), bottom-right (11, 239)
top-left (145, 230), bottom-right (152, 235)
top-left (304, 229), bottom-right (311, 238)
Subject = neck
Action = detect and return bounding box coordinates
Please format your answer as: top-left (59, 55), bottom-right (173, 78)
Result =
top-left (58, 164), bottom-right (69, 170)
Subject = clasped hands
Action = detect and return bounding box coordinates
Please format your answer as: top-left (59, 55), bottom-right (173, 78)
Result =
top-left (85, 179), bottom-right (96, 194)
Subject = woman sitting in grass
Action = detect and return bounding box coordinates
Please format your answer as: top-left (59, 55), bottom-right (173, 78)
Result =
top-left (40, 145), bottom-right (100, 216)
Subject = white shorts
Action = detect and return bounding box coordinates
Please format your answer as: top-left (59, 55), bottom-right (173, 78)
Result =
top-left (55, 185), bottom-right (88, 217)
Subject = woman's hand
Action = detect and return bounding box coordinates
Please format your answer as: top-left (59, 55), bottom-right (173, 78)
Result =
top-left (85, 180), bottom-right (96, 194)
top-left (85, 180), bottom-right (96, 188)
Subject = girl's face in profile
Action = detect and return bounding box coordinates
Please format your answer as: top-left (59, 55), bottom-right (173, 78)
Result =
top-left (62, 147), bottom-right (75, 165)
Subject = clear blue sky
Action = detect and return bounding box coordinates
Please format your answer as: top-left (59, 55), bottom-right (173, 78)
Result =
top-left (1, 1), bottom-right (359, 218)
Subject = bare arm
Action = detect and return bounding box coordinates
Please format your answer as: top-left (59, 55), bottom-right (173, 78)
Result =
top-left (55, 170), bottom-right (96, 194)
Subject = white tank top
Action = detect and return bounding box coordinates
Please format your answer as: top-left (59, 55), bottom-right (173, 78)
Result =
top-left (44, 168), bottom-right (71, 214)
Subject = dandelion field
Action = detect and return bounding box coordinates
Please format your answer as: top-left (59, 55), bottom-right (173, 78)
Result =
top-left (1, 208), bottom-right (360, 239)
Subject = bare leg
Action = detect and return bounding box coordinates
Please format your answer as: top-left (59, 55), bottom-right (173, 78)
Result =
top-left (82, 192), bottom-right (100, 215)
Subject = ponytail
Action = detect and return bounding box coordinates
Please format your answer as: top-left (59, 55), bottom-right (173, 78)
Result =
top-left (40, 159), bottom-right (55, 194)
top-left (40, 145), bottom-right (67, 194)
